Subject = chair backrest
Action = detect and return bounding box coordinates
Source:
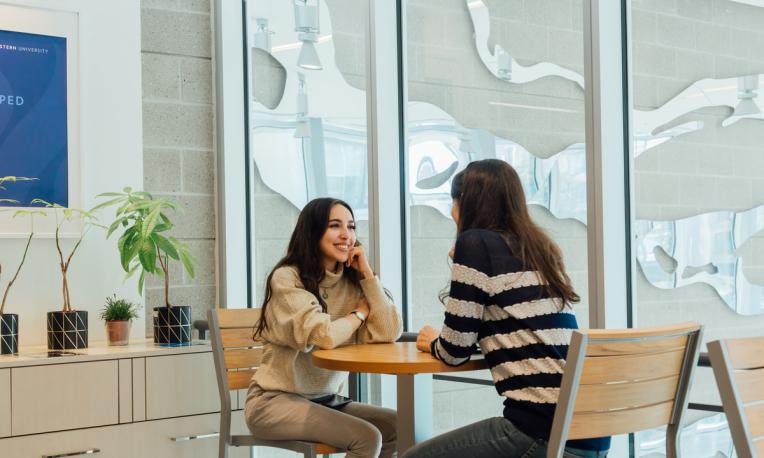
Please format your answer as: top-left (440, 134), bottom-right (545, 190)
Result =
top-left (208, 308), bottom-right (263, 444)
top-left (708, 336), bottom-right (764, 458)
top-left (547, 322), bottom-right (704, 458)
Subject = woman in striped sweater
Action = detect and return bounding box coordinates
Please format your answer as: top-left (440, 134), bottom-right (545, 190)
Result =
top-left (404, 160), bottom-right (610, 458)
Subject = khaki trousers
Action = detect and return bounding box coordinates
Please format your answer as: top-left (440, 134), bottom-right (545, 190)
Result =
top-left (245, 387), bottom-right (397, 458)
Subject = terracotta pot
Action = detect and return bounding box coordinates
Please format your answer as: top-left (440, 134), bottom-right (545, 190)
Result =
top-left (105, 320), bottom-right (131, 346)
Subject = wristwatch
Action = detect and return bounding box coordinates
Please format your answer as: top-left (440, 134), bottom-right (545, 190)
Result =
top-left (351, 310), bottom-right (366, 322)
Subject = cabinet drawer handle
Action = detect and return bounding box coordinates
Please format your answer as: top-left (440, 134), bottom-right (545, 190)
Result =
top-left (43, 449), bottom-right (100, 457)
top-left (171, 432), bottom-right (219, 442)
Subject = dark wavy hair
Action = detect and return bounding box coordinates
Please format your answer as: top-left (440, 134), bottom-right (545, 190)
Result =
top-left (253, 198), bottom-right (362, 337)
top-left (450, 159), bottom-right (580, 306)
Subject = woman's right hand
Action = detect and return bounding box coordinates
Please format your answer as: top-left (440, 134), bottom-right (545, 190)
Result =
top-left (416, 325), bottom-right (439, 352)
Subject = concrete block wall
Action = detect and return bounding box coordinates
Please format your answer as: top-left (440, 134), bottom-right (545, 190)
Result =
top-left (140, 0), bottom-right (216, 334)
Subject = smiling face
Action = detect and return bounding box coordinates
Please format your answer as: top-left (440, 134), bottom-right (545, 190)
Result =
top-left (319, 204), bottom-right (356, 271)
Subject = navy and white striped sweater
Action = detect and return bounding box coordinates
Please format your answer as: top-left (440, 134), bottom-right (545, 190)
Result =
top-left (431, 229), bottom-right (610, 452)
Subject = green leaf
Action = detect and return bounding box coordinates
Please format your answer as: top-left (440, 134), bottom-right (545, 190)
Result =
top-left (120, 232), bottom-right (141, 272)
top-left (97, 192), bottom-right (123, 197)
top-left (115, 200), bottom-right (131, 216)
top-left (137, 270), bottom-right (145, 294)
top-left (179, 247), bottom-right (195, 279)
top-left (151, 233), bottom-right (179, 260)
top-left (106, 218), bottom-right (126, 238)
top-left (141, 206), bottom-right (161, 239)
top-left (91, 196), bottom-right (126, 212)
top-left (124, 262), bottom-right (140, 281)
top-left (138, 239), bottom-right (157, 272)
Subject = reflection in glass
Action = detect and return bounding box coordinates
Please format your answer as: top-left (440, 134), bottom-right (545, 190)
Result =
top-left (247, 0), bottom-right (368, 217)
top-left (248, 0), bottom-right (764, 321)
top-left (637, 413), bottom-right (734, 458)
top-left (636, 205), bottom-right (764, 315)
top-left (467, 0), bottom-right (584, 88)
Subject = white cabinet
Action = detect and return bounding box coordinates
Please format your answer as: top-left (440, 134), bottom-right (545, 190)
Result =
top-left (0, 422), bottom-right (134, 458)
top-left (0, 369), bottom-right (9, 438)
top-left (145, 352), bottom-right (220, 419)
top-left (12, 360), bottom-right (119, 435)
top-left (130, 412), bottom-right (249, 458)
top-left (0, 344), bottom-right (252, 458)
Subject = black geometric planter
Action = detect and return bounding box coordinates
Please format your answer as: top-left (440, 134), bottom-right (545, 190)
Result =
top-left (47, 311), bottom-right (88, 350)
top-left (1, 314), bottom-right (19, 355)
top-left (153, 305), bottom-right (191, 346)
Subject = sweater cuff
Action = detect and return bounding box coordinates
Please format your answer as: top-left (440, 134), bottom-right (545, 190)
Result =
top-left (430, 338), bottom-right (440, 360)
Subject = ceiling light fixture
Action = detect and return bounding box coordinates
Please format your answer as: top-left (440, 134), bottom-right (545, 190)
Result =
top-left (733, 75), bottom-right (761, 117)
top-left (252, 17), bottom-right (273, 53)
top-left (294, 0), bottom-right (322, 70)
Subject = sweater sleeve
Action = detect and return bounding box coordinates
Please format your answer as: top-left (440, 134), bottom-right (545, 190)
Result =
top-left (357, 276), bottom-right (403, 343)
top-left (264, 267), bottom-right (356, 352)
top-left (432, 230), bottom-right (490, 366)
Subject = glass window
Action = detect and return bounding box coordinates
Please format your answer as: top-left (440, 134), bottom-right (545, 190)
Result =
top-left (631, 0), bottom-right (764, 455)
top-left (245, 0), bottom-right (371, 308)
top-left (404, 0), bottom-right (588, 435)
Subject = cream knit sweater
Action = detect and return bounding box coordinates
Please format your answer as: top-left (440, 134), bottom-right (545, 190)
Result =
top-left (250, 265), bottom-right (403, 397)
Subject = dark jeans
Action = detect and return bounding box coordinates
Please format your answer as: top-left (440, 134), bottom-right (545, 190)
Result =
top-left (401, 417), bottom-right (608, 458)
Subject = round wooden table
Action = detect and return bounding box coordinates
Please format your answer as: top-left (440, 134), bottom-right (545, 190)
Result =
top-left (313, 342), bottom-right (487, 454)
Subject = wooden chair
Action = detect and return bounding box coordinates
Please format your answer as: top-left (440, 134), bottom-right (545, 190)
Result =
top-left (208, 308), bottom-right (339, 458)
top-left (708, 336), bottom-right (764, 458)
top-left (547, 322), bottom-right (704, 458)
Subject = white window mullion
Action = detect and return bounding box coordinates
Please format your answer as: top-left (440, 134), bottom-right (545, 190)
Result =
top-left (584, 0), bottom-right (634, 331)
top-left (214, 0), bottom-right (248, 310)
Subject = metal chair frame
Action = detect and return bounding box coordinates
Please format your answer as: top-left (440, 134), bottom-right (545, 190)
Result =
top-left (708, 337), bottom-right (764, 458)
top-left (547, 323), bottom-right (704, 458)
top-left (208, 309), bottom-right (337, 458)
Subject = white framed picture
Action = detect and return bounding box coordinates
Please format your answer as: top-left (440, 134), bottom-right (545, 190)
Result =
top-left (0, 3), bottom-right (80, 237)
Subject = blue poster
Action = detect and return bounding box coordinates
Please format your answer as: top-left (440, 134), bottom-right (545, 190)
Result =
top-left (0, 29), bottom-right (68, 207)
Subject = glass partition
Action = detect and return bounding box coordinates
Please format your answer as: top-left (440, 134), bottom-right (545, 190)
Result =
top-left (405, 0), bottom-right (588, 435)
top-left (245, 0), bottom-right (371, 306)
top-left (631, 0), bottom-right (764, 455)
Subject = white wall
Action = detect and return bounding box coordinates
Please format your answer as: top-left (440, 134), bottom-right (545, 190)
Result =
top-left (0, 0), bottom-right (144, 346)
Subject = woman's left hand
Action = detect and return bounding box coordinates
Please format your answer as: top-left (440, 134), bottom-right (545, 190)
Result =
top-left (346, 244), bottom-right (374, 279)
top-left (416, 325), bottom-right (439, 353)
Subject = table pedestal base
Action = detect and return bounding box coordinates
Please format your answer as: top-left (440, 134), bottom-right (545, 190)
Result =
top-left (396, 374), bottom-right (433, 455)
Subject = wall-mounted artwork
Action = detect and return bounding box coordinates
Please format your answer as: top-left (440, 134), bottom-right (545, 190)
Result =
top-left (0, 5), bottom-right (79, 236)
top-left (0, 29), bottom-right (68, 207)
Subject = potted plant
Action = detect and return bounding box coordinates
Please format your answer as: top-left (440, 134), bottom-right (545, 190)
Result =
top-left (0, 176), bottom-right (37, 354)
top-left (95, 188), bottom-right (195, 346)
top-left (33, 199), bottom-right (100, 350)
top-left (100, 295), bottom-right (140, 346)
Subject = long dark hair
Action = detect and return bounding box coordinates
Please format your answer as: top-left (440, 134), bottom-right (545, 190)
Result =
top-left (253, 198), bottom-right (362, 337)
top-left (450, 159), bottom-right (580, 305)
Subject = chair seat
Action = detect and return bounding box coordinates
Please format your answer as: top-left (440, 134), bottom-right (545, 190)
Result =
top-left (231, 434), bottom-right (340, 454)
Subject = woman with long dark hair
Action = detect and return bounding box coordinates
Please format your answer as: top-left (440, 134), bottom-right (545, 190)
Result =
top-left (404, 160), bottom-right (610, 458)
top-left (245, 197), bottom-right (402, 458)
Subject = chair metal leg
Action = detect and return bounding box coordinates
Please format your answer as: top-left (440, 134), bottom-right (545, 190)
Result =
top-left (666, 423), bottom-right (680, 458)
top-left (218, 438), bottom-right (228, 458)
